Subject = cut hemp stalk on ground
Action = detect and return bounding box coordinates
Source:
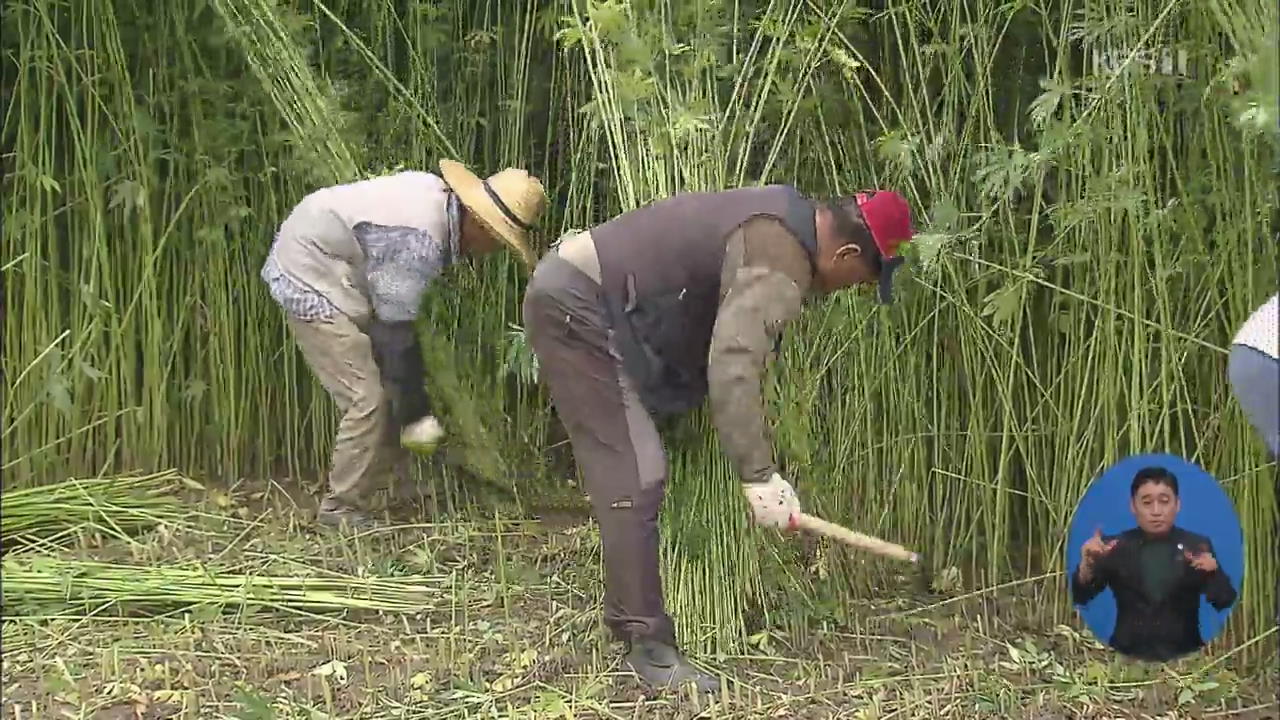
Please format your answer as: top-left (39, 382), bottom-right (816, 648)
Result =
top-left (0, 471), bottom-right (192, 551)
top-left (0, 555), bottom-right (482, 619)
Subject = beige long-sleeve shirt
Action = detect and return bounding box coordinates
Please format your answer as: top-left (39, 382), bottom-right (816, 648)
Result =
top-left (707, 217), bottom-right (817, 483)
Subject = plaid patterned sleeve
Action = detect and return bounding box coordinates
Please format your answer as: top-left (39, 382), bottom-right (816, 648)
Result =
top-left (352, 222), bottom-right (448, 323)
top-left (259, 247), bottom-right (339, 322)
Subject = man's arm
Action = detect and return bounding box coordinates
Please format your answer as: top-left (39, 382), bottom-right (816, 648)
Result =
top-left (367, 320), bottom-right (432, 427)
top-left (352, 222), bottom-right (447, 427)
top-left (706, 218), bottom-right (812, 484)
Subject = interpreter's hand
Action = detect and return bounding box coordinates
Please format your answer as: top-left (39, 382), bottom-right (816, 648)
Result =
top-left (1183, 544), bottom-right (1219, 573)
top-left (1080, 526), bottom-right (1118, 568)
top-left (741, 473), bottom-right (801, 531)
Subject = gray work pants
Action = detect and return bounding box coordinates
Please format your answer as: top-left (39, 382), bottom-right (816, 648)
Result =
top-left (1227, 344), bottom-right (1280, 460)
top-left (523, 253), bottom-right (677, 647)
top-left (1226, 343), bottom-right (1279, 626)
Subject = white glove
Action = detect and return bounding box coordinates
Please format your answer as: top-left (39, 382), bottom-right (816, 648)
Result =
top-left (400, 416), bottom-right (445, 455)
top-left (741, 473), bottom-right (801, 530)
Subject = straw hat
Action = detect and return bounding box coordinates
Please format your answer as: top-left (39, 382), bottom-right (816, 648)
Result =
top-left (438, 159), bottom-right (548, 267)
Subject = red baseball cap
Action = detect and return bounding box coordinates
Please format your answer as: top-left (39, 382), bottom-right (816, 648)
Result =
top-left (853, 190), bottom-right (914, 304)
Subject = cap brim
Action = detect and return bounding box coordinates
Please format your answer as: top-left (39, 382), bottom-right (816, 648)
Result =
top-left (877, 255), bottom-right (906, 304)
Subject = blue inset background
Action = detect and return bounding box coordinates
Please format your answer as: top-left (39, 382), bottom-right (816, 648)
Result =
top-left (1065, 453), bottom-right (1245, 650)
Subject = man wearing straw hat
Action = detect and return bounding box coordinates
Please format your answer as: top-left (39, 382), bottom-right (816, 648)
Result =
top-left (261, 160), bottom-right (548, 530)
top-left (522, 186), bottom-right (915, 692)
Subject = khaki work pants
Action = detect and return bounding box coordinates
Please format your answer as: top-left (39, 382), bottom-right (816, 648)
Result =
top-left (523, 250), bottom-right (678, 647)
top-left (287, 314), bottom-right (406, 510)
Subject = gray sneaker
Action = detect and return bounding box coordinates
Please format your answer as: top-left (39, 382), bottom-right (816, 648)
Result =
top-left (623, 640), bottom-right (721, 694)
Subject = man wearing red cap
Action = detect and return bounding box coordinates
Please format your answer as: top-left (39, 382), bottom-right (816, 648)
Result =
top-left (522, 185), bottom-right (914, 692)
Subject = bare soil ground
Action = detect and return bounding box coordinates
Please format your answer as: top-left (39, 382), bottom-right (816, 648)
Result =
top-left (2, 477), bottom-right (1276, 719)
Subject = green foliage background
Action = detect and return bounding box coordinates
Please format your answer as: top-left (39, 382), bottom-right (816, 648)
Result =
top-left (3, 0), bottom-right (1277, 660)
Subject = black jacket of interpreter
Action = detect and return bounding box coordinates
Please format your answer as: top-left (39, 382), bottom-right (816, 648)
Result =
top-left (1070, 525), bottom-right (1237, 662)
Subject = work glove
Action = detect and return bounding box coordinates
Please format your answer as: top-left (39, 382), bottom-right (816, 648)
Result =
top-left (401, 415), bottom-right (446, 455)
top-left (741, 472), bottom-right (801, 531)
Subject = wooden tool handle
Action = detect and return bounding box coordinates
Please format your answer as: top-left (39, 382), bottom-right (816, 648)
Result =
top-left (795, 513), bottom-right (920, 564)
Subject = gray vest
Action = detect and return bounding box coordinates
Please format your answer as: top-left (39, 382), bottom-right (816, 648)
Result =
top-left (590, 185), bottom-right (817, 416)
